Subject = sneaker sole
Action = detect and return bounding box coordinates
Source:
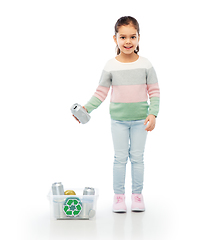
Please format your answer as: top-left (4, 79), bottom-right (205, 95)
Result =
top-left (131, 208), bottom-right (145, 212)
top-left (113, 209), bottom-right (127, 213)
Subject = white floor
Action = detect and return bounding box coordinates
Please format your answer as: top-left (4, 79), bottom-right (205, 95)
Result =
top-left (49, 195), bottom-right (174, 240)
top-left (10, 183), bottom-right (206, 240)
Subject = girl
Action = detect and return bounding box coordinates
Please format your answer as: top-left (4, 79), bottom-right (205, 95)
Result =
top-left (80, 16), bottom-right (160, 212)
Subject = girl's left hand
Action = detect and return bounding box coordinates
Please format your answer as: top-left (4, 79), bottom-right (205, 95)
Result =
top-left (144, 115), bottom-right (156, 131)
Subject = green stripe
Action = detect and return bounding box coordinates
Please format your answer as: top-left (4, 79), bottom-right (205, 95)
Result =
top-left (148, 97), bottom-right (160, 116)
top-left (110, 102), bottom-right (149, 121)
top-left (85, 96), bottom-right (160, 120)
top-left (84, 96), bottom-right (102, 113)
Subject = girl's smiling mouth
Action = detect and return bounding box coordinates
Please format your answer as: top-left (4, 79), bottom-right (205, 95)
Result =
top-left (124, 46), bottom-right (133, 49)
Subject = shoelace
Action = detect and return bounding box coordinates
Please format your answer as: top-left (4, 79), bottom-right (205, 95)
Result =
top-left (134, 196), bottom-right (141, 202)
top-left (116, 196), bottom-right (124, 203)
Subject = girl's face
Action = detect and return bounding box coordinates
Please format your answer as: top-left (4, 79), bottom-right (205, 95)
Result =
top-left (113, 24), bottom-right (140, 56)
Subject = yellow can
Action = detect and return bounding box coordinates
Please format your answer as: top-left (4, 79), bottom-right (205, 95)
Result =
top-left (64, 190), bottom-right (76, 195)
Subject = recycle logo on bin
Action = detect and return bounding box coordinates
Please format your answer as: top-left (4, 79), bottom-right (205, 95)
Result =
top-left (63, 197), bottom-right (82, 217)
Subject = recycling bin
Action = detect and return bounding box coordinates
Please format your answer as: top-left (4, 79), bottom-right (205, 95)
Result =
top-left (48, 187), bottom-right (99, 220)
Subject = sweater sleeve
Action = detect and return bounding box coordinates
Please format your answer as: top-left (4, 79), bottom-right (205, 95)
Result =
top-left (84, 69), bottom-right (111, 113)
top-left (146, 66), bottom-right (160, 117)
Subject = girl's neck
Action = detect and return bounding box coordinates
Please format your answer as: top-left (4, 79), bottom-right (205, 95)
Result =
top-left (115, 52), bottom-right (139, 63)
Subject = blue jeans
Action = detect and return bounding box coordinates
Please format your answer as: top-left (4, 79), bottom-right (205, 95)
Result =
top-left (111, 119), bottom-right (148, 194)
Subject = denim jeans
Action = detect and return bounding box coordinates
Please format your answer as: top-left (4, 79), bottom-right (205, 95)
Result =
top-left (111, 119), bottom-right (148, 194)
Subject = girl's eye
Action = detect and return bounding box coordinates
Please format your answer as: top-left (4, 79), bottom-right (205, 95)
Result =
top-left (120, 37), bottom-right (125, 39)
top-left (131, 36), bottom-right (136, 39)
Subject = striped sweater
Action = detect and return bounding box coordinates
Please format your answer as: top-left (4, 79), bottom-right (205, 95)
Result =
top-left (84, 56), bottom-right (160, 121)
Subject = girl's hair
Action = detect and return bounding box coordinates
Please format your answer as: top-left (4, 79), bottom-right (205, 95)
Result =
top-left (114, 16), bottom-right (140, 55)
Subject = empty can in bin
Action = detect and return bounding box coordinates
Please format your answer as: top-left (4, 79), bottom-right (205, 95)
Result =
top-left (53, 197), bottom-right (66, 219)
top-left (79, 201), bottom-right (96, 219)
top-left (52, 182), bottom-right (65, 219)
top-left (83, 187), bottom-right (95, 195)
top-left (80, 187), bottom-right (96, 218)
top-left (52, 182), bottom-right (64, 195)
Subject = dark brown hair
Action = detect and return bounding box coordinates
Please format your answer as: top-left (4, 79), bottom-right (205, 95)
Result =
top-left (114, 16), bottom-right (140, 55)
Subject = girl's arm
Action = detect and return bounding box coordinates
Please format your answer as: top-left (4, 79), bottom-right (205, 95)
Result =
top-left (145, 64), bottom-right (160, 131)
top-left (84, 70), bottom-right (111, 113)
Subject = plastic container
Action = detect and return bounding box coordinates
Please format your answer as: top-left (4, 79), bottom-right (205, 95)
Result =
top-left (48, 188), bottom-right (99, 220)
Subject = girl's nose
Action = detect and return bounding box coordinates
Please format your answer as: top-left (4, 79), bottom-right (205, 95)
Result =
top-left (126, 38), bottom-right (131, 43)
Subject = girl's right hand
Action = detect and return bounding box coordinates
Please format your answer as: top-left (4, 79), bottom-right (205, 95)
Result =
top-left (73, 115), bottom-right (80, 123)
top-left (72, 106), bottom-right (88, 124)
top-left (82, 106), bottom-right (87, 112)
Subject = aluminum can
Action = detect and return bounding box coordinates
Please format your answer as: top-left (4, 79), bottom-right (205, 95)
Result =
top-left (52, 182), bottom-right (64, 195)
top-left (71, 103), bottom-right (91, 124)
top-left (79, 202), bottom-right (96, 219)
top-left (64, 190), bottom-right (76, 195)
top-left (53, 198), bottom-right (66, 219)
top-left (81, 187), bottom-right (96, 218)
top-left (83, 187), bottom-right (95, 195)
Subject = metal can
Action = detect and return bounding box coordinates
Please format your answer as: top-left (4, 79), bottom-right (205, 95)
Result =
top-left (79, 202), bottom-right (96, 219)
top-left (64, 190), bottom-right (76, 195)
top-left (83, 187), bottom-right (95, 195)
top-left (53, 198), bottom-right (66, 219)
top-left (81, 187), bottom-right (96, 219)
top-left (52, 182), bottom-right (64, 195)
top-left (71, 103), bottom-right (91, 124)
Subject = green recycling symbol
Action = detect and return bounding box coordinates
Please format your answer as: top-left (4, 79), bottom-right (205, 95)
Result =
top-left (63, 197), bottom-right (82, 217)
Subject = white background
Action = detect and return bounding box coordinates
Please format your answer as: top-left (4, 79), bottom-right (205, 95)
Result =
top-left (1, 0), bottom-right (207, 239)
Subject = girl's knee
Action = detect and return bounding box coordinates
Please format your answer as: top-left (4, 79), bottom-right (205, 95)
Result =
top-left (114, 155), bottom-right (128, 165)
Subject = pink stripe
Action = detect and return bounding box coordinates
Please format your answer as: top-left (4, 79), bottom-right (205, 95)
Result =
top-left (147, 83), bottom-right (160, 98)
top-left (110, 85), bottom-right (148, 103)
top-left (94, 86), bottom-right (110, 102)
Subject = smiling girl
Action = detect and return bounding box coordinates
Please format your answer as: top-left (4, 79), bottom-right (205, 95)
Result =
top-left (82, 16), bottom-right (160, 212)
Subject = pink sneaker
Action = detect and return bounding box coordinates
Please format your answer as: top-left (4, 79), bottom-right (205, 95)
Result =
top-left (131, 194), bottom-right (145, 212)
top-left (113, 194), bottom-right (127, 213)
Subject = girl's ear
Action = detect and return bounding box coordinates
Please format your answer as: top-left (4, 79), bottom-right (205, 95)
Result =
top-left (113, 35), bottom-right (117, 45)
top-left (138, 34), bottom-right (140, 43)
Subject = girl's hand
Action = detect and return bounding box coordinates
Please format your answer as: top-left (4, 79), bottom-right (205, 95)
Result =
top-left (82, 106), bottom-right (87, 112)
top-left (144, 115), bottom-right (156, 131)
top-left (72, 106), bottom-right (88, 124)
top-left (73, 115), bottom-right (80, 123)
